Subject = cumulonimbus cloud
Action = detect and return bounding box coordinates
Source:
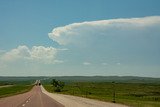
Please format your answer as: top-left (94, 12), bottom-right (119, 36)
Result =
top-left (48, 16), bottom-right (160, 45)
top-left (0, 45), bottom-right (63, 64)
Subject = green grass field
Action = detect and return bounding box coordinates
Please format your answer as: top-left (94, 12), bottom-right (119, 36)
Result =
top-left (44, 82), bottom-right (160, 107)
top-left (0, 85), bottom-right (33, 98)
top-left (0, 78), bottom-right (35, 98)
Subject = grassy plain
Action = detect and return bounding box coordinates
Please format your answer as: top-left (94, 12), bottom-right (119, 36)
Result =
top-left (0, 85), bottom-right (33, 98)
top-left (44, 82), bottom-right (160, 107)
top-left (0, 78), bottom-right (35, 98)
top-left (0, 76), bottom-right (159, 107)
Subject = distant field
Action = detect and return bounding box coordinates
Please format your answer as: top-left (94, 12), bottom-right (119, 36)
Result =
top-left (0, 76), bottom-right (160, 107)
top-left (0, 79), bottom-right (35, 98)
top-left (0, 85), bottom-right (33, 98)
top-left (0, 85), bottom-right (13, 88)
top-left (44, 82), bottom-right (160, 107)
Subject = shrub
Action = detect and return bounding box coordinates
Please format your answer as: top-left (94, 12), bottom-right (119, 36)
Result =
top-left (51, 79), bottom-right (65, 92)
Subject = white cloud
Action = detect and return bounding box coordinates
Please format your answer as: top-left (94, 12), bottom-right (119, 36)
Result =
top-left (117, 63), bottom-right (121, 65)
top-left (30, 46), bottom-right (58, 64)
top-left (83, 62), bottom-right (91, 65)
top-left (102, 63), bottom-right (108, 66)
top-left (2, 45), bottom-right (30, 61)
top-left (0, 45), bottom-right (63, 64)
top-left (48, 16), bottom-right (160, 45)
top-left (48, 16), bottom-right (160, 68)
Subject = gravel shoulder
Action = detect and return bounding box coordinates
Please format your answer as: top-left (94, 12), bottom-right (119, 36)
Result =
top-left (41, 85), bottom-right (129, 107)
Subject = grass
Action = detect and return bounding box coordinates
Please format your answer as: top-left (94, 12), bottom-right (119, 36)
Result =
top-left (0, 80), bottom-right (34, 98)
top-left (0, 80), bottom-right (35, 86)
top-left (43, 82), bottom-right (160, 107)
top-left (0, 85), bottom-right (33, 98)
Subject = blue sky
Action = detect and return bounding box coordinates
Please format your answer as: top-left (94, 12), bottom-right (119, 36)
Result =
top-left (0, 0), bottom-right (160, 77)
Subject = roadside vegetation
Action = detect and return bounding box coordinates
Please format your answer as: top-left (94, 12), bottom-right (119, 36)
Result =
top-left (43, 81), bottom-right (160, 107)
top-left (0, 85), bottom-right (33, 98)
top-left (0, 78), bottom-right (35, 98)
top-left (1, 76), bottom-right (160, 107)
top-left (51, 79), bottom-right (65, 92)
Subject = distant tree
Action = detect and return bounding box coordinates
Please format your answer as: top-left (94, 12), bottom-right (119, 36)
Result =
top-left (51, 79), bottom-right (65, 92)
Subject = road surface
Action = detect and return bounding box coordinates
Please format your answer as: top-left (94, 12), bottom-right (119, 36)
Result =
top-left (0, 86), bottom-right (64, 107)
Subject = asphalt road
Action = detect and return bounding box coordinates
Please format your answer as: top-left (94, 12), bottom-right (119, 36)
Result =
top-left (0, 86), bottom-right (64, 107)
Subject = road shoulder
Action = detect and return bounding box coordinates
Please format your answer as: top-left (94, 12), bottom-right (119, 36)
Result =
top-left (41, 85), bottom-right (128, 107)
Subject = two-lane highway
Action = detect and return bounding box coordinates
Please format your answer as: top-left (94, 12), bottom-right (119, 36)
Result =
top-left (0, 86), bottom-right (64, 107)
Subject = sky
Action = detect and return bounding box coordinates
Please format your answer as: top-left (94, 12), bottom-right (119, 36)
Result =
top-left (0, 0), bottom-right (160, 77)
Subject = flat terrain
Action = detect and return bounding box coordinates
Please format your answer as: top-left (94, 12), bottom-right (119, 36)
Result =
top-left (0, 85), bottom-right (13, 88)
top-left (41, 85), bottom-right (128, 107)
top-left (0, 86), bottom-right (64, 107)
top-left (0, 85), bottom-right (33, 98)
top-left (0, 76), bottom-right (160, 107)
top-left (0, 85), bottom-right (127, 107)
top-left (44, 82), bottom-right (160, 107)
